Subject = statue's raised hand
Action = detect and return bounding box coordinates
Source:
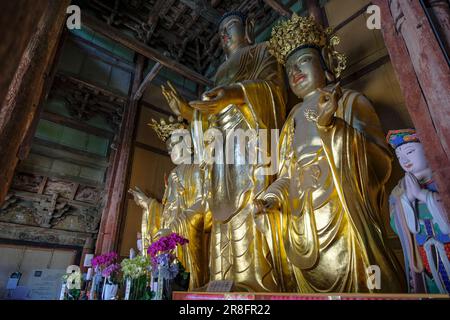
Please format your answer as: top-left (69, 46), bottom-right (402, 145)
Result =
top-left (317, 82), bottom-right (342, 127)
top-left (161, 81), bottom-right (193, 121)
top-left (128, 187), bottom-right (152, 208)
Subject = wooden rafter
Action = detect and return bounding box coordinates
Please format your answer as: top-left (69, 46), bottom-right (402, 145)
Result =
top-left (82, 14), bottom-right (213, 87)
top-left (180, 0), bottom-right (222, 24)
top-left (41, 111), bottom-right (115, 140)
top-left (263, 0), bottom-right (293, 17)
top-left (133, 62), bottom-right (163, 101)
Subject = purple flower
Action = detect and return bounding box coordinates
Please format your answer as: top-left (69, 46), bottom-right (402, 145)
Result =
top-left (101, 263), bottom-right (121, 278)
top-left (91, 251), bottom-right (119, 273)
top-left (146, 233), bottom-right (189, 259)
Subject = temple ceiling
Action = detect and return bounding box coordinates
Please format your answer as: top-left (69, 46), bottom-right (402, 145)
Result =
top-left (74, 0), bottom-right (284, 75)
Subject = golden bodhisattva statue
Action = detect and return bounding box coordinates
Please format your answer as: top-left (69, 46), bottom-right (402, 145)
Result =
top-left (129, 116), bottom-right (210, 289)
top-left (255, 14), bottom-right (406, 293)
top-left (162, 11), bottom-right (288, 292)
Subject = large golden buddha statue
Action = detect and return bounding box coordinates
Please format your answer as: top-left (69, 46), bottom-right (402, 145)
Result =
top-left (255, 14), bottom-right (406, 293)
top-left (129, 116), bottom-right (210, 289)
top-left (162, 11), bottom-right (288, 292)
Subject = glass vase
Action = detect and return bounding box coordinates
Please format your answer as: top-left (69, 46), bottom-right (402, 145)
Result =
top-left (131, 275), bottom-right (147, 300)
top-left (155, 265), bottom-right (164, 300)
top-left (102, 277), bottom-right (118, 300)
top-left (163, 278), bottom-right (173, 300)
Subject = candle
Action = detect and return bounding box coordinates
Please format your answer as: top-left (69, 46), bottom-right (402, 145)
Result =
top-left (130, 248), bottom-right (136, 259)
top-left (86, 268), bottom-right (93, 281)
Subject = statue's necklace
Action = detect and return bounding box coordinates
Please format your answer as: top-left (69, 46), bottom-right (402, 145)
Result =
top-left (302, 93), bottom-right (320, 123)
top-left (304, 108), bottom-right (319, 123)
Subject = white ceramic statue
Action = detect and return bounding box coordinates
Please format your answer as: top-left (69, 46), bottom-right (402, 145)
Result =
top-left (387, 129), bottom-right (450, 293)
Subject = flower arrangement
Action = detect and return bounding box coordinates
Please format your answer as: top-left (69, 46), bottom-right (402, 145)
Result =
top-left (147, 232), bottom-right (189, 267)
top-left (147, 232), bottom-right (189, 299)
top-left (91, 251), bottom-right (121, 283)
top-left (61, 271), bottom-right (82, 300)
top-left (121, 255), bottom-right (152, 300)
top-left (121, 255), bottom-right (151, 280)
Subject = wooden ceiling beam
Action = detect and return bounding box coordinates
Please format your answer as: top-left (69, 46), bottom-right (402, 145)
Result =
top-left (32, 137), bottom-right (108, 161)
top-left (180, 0), bottom-right (222, 25)
top-left (263, 0), bottom-right (293, 17)
top-left (82, 14), bottom-right (213, 87)
top-left (41, 111), bottom-right (115, 140)
top-left (133, 62), bottom-right (163, 101)
top-left (55, 72), bottom-right (127, 102)
top-left (29, 143), bottom-right (109, 170)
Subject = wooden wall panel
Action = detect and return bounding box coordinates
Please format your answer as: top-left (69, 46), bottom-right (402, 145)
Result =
top-left (119, 146), bottom-right (174, 257)
top-left (324, 0), bottom-right (411, 243)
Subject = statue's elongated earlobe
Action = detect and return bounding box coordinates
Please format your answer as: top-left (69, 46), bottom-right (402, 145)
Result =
top-left (245, 18), bottom-right (255, 45)
top-left (325, 70), bottom-right (335, 83)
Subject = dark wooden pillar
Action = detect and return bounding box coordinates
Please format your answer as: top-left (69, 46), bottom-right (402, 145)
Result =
top-left (95, 55), bottom-right (146, 254)
top-left (424, 0), bottom-right (450, 56)
top-left (0, 0), bottom-right (70, 203)
top-left (305, 0), bottom-right (326, 25)
top-left (373, 0), bottom-right (450, 215)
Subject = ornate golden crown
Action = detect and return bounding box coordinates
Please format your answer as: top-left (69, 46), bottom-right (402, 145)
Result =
top-left (148, 116), bottom-right (187, 143)
top-left (268, 14), bottom-right (347, 78)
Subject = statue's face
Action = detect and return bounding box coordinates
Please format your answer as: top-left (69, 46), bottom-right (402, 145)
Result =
top-left (219, 15), bottom-right (246, 56)
top-left (285, 48), bottom-right (326, 98)
top-left (395, 142), bottom-right (429, 175)
top-left (167, 131), bottom-right (192, 164)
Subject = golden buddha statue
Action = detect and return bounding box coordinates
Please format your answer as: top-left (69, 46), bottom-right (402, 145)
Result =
top-left (255, 14), bottom-right (406, 293)
top-left (129, 116), bottom-right (210, 289)
top-left (162, 11), bottom-right (288, 292)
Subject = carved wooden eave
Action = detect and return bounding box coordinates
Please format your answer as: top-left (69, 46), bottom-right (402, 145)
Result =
top-left (0, 172), bottom-right (104, 239)
top-left (50, 73), bottom-right (127, 132)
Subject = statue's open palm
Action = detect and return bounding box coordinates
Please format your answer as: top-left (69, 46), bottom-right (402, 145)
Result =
top-left (161, 81), bottom-right (191, 118)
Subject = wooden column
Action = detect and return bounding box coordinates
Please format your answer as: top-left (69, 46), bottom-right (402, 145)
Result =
top-left (17, 30), bottom-right (68, 162)
top-left (95, 55), bottom-right (146, 254)
top-left (373, 0), bottom-right (450, 215)
top-left (424, 0), bottom-right (450, 56)
top-left (0, 0), bottom-right (70, 203)
top-left (305, 0), bottom-right (326, 25)
top-left (263, 0), bottom-right (293, 17)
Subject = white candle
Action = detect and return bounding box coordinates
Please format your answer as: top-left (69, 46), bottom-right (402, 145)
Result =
top-left (59, 283), bottom-right (66, 300)
top-left (86, 268), bottom-right (93, 281)
top-left (130, 248), bottom-right (136, 259)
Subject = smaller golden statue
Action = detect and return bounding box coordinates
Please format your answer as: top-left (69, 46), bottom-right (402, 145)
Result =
top-left (129, 186), bottom-right (162, 256)
top-left (255, 14), bottom-right (406, 293)
top-left (130, 116), bottom-right (210, 289)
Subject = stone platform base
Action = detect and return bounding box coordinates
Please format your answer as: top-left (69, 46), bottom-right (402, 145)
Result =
top-left (173, 291), bottom-right (449, 300)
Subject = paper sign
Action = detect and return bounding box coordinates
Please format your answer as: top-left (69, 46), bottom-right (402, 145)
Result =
top-left (6, 272), bottom-right (21, 290)
top-left (27, 269), bottom-right (66, 300)
top-left (83, 254), bottom-right (94, 267)
top-left (124, 279), bottom-right (131, 300)
top-left (206, 280), bottom-right (234, 292)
